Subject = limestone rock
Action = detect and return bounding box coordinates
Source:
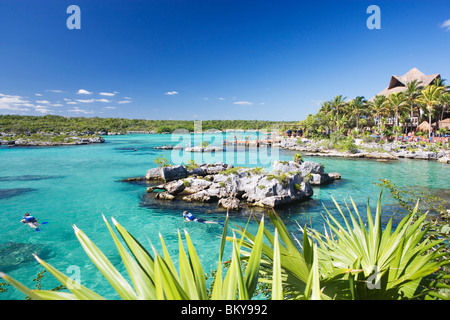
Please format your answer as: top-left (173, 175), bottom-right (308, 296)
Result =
top-left (329, 172), bottom-right (341, 180)
top-left (154, 192), bottom-right (175, 200)
top-left (139, 160), bottom-right (339, 210)
top-left (163, 180), bottom-right (186, 194)
top-left (161, 165), bottom-right (188, 181)
top-left (218, 197), bottom-right (241, 211)
top-left (145, 167), bottom-right (163, 180)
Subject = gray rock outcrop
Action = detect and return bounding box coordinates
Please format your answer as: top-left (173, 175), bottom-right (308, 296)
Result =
top-left (145, 162), bottom-right (232, 181)
top-left (145, 161), bottom-right (338, 210)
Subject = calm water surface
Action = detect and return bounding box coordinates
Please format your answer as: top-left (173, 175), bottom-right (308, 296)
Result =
top-left (0, 133), bottom-right (448, 299)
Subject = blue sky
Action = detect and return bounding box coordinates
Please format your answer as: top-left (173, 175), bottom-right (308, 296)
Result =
top-left (0, 0), bottom-right (449, 121)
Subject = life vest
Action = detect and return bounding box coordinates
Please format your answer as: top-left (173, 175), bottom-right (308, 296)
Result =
top-left (23, 215), bottom-right (37, 223)
top-left (184, 212), bottom-right (196, 221)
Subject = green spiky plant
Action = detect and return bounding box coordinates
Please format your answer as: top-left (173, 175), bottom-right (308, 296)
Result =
top-left (0, 214), bottom-right (287, 300)
top-left (235, 191), bottom-right (449, 300)
top-left (2, 191), bottom-right (446, 300)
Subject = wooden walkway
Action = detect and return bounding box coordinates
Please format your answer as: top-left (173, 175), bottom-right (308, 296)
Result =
top-left (222, 139), bottom-right (281, 147)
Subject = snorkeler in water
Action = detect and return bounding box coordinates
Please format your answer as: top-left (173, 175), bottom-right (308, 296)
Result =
top-left (183, 211), bottom-right (221, 225)
top-left (21, 213), bottom-right (40, 231)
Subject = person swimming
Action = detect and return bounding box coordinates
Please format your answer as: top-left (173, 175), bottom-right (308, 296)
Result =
top-left (183, 211), bottom-right (220, 225)
top-left (21, 213), bottom-right (40, 231)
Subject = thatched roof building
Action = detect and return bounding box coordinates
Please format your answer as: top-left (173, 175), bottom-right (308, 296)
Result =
top-left (417, 119), bottom-right (450, 132)
top-left (417, 121), bottom-right (431, 132)
top-left (436, 118), bottom-right (450, 130)
top-left (373, 67), bottom-right (441, 99)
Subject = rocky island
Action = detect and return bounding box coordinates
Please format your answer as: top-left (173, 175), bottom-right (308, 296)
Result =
top-left (0, 132), bottom-right (105, 147)
top-left (132, 160), bottom-right (340, 211)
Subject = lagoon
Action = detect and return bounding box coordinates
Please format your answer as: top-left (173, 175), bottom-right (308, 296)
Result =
top-left (0, 133), bottom-right (449, 300)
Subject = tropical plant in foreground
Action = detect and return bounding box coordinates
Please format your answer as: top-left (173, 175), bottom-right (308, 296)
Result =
top-left (0, 215), bottom-right (284, 300)
top-left (307, 196), bottom-right (449, 299)
top-left (237, 192), bottom-right (449, 300)
top-left (2, 192), bottom-right (448, 300)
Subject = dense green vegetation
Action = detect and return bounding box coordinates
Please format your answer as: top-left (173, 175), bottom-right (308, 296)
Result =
top-left (299, 80), bottom-right (450, 140)
top-left (0, 115), bottom-right (293, 134)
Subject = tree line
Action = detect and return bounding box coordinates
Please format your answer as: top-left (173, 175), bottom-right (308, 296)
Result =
top-left (301, 79), bottom-right (450, 140)
top-left (0, 115), bottom-right (295, 135)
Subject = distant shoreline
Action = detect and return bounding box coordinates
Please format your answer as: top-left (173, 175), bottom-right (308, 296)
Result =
top-left (0, 133), bottom-right (105, 147)
top-left (281, 137), bottom-right (450, 163)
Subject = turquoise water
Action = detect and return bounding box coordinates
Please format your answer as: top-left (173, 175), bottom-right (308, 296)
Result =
top-left (0, 133), bottom-right (449, 300)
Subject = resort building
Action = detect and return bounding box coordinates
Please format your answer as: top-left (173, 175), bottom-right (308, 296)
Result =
top-left (374, 67), bottom-right (441, 97)
top-left (371, 68), bottom-right (447, 132)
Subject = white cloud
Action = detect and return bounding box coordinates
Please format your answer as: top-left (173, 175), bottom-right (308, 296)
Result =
top-left (0, 105), bottom-right (30, 111)
top-left (67, 107), bottom-right (94, 114)
top-left (77, 89), bottom-right (93, 95)
top-left (104, 106), bottom-right (117, 109)
top-left (99, 92), bottom-right (116, 96)
top-left (117, 100), bottom-right (131, 104)
top-left (165, 91), bottom-right (179, 95)
top-left (36, 100), bottom-right (50, 104)
top-left (0, 94), bottom-right (33, 111)
top-left (46, 89), bottom-right (63, 93)
top-left (441, 19), bottom-right (450, 31)
top-left (76, 98), bottom-right (110, 103)
top-left (218, 97), bottom-right (226, 101)
top-left (66, 101), bottom-right (78, 105)
top-left (124, 97), bottom-right (132, 100)
top-left (51, 103), bottom-right (64, 107)
top-left (233, 101), bottom-right (253, 105)
top-left (34, 105), bottom-right (53, 114)
top-left (35, 93), bottom-right (43, 96)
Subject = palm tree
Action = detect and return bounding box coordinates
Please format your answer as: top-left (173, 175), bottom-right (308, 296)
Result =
top-left (318, 101), bottom-right (334, 134)
top-left (417, 85), bottom-right (445, 140)
top-left (434, 77), bottom-right (449, 90)
top-left (369, 95), bottom-right (387, 133)
top-left (330, 95), bottom-right (347, 130)
top-left (438, 92), bottom-right (450, 123)
top-left (404, 80), bottom-right (423, 133)
top-left (319, 101), bottom-right (332, 114)
top-left (383, 92), bottom-right (408, 141)
top-left (347, 96), bottom-right (367, 131)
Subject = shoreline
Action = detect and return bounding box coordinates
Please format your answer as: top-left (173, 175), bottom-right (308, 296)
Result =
top-left (281, 137), bottom-right (450, 163)
top-left (1, 130), bottom-right (449, 165)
